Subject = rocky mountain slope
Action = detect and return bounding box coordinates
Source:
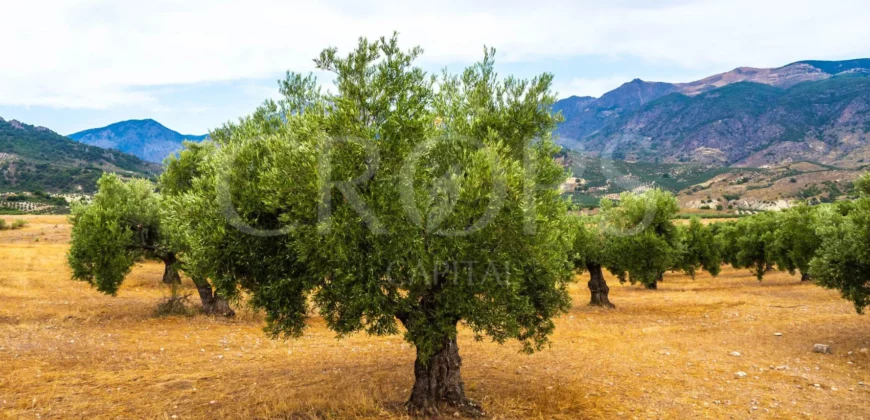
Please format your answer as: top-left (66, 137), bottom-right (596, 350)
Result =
top-left (555, 59), bottom-right (870, 167)
top-left (0, 117), bottom-right (158, 192)
top-left (69, 119), bottom-right (207, 163)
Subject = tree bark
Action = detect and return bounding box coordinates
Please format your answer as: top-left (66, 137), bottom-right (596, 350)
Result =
top-left (645, 272), bottom-right (662, 289)
top-left (191, 276), bottom-right (235, 317)
top-left (587, 262), bottom-right (615, 308)
top-left (161, 254), bottom-right (181, 285)
top-left (406, 335), bottom-right (482, 417)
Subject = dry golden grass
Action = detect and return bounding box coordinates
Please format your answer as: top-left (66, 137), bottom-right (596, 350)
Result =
top-left (1, 216), bottom-right (869, 419)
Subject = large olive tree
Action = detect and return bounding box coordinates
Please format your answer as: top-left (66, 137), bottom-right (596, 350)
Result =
top-left (163, 35), bottom-right (573, 415)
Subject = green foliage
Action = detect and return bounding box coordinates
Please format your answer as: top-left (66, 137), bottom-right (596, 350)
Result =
top-left (163, 35), bottom-right (574, 363)
top-left (0, 218), bottom-right (26, 230)
top-left (675, 217), bottom-right (721, 279)
top-left (769, 203), bottom-right (820, 277)
top-left (602, 189), bottom-right (680, 286)
top-left (716, 212), bottom-right (778, 280)
top-left (568, 214), bottom-right (608, 271)
top-left (799, 184), bottom-right (822, 198)
top-left (67, 173), bottom-right (163, 295)
top-left (810, 172), bottom-right (870, 313)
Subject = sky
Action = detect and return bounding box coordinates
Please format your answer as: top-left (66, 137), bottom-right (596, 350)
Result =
top-left (2, 0), bottom-right (870, 135)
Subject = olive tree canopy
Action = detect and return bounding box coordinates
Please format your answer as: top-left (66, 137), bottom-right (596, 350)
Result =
top-left (163, 34), bottom-right (574, 415)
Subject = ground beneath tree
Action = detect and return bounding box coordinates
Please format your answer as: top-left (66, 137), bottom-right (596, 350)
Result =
top-left (1, 216), bottom-right (868, 419)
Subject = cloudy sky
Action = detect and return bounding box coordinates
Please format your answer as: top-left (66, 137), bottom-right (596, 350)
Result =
top-left (2, 0), bottom-right (870, 135)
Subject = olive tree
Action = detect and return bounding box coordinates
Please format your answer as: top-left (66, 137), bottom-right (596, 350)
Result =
top-left (717, 212), bottom-right (778, 280)
top-left (603, 188), bottom-right (681, 289)
top-left (674, 217), bottom-right (721, 279)
top-left (160, 141), bottom-right (235, 315)
top-left (67, 172), bottom-right (233, 316)
top-left (569, 215), bottom-right (616, 308)
top-left (163, 35), bottom-right (573, 415)
top-left (68, 174), bottom-right (171, 292)
top-left (810, 173), bottom-right (870, 313)
top-left (770, 203), bottom-right (820, 281)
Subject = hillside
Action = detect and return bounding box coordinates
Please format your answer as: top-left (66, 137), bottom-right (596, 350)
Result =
top-left (0, 117), bottom-right (159, 193)
top-left (584, 75), bottom-right (870, 166)
top-left (69, 119), bottom-right (208, 163)
top-left (555, 59), bottom-right (870, 168)
top-left (559, 149), bottom-right (865, 210)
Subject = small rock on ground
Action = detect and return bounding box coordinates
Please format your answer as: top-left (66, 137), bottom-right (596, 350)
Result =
top-left (812, 344), bottom-right (831, 354)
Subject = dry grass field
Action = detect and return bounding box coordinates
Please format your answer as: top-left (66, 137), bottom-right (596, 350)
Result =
top-left (1, 215), bottom-right (869, 419)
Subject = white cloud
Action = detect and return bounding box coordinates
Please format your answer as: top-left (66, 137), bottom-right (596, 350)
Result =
top-left (555, 77), bottom-right (633, 98)
top-left (2, 0), bottom-right (870, 108)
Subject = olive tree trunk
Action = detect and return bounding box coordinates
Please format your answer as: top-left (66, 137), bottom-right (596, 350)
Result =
top-left (587, 262), bottom-right (615, 308)
top-left (406, 334), bottom-right (482, 417)
top-left (645, 272), bottom-right (662, 290)
top-left (191, 276), bottom-right (235, 317)
top-left (161, 254), bottom-right (181, 285)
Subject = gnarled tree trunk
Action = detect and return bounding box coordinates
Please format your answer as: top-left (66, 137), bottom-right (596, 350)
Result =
top-left (587, 262), bottom-right (615, 308)
top-left (406, 335), bottom-right (482, 417)
top-left (191, 276), bottom-right (235, 317)
top-left (161, 254), bottom-right (181, 285)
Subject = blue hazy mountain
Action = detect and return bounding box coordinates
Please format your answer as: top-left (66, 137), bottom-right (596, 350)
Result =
top-left (69, 119), bottom-right (208, 163)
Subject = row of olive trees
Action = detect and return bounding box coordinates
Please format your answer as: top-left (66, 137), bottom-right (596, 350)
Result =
top-left (712, 177), bottom-right (870, 313)
top-left (569, 188), bottom-right (721, 308)
top-left (568, 176), bottom-right (870, 314)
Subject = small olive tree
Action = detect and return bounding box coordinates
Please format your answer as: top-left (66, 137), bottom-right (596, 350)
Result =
top-left (770, 203), bottom-right (820, 281)
top-left (603, 188), bottom-right (681, 289)
top-left (674, 217), bottom-right (721, 279)
top-left (67, 172), bottom-right (233, 316)
top-left (160, 141), bottom-right (235, 315)
top-left (68, 174), bottom-right (171, 291)
top-left (569, 214), bottom-right (616, 308)
top-left (717, 212), bottom-right (778, 280)
top-left (163, 35), bottom-right (573, 415)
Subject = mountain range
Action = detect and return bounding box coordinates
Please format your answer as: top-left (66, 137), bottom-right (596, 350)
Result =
top-left (69, 119), bottom-right (208, 163)
top-left (555, 59), bottom-right (870, 167)
top-left (0, 117), bottom-right (158, 193)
